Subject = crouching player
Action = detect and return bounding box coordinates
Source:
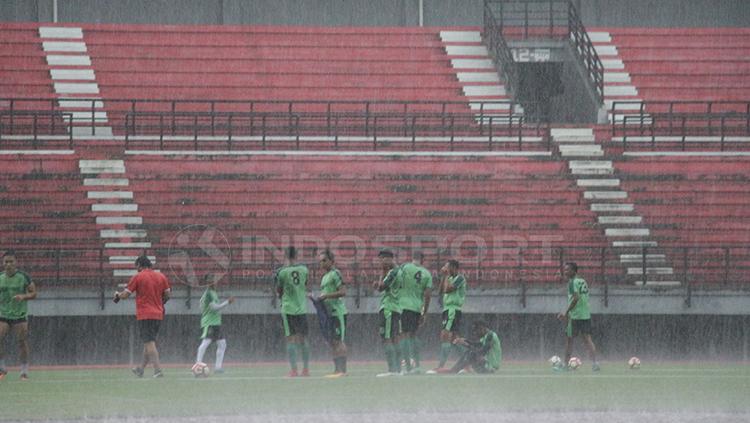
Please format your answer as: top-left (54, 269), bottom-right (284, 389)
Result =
top-left (449, 320), bottom-right (501, 374)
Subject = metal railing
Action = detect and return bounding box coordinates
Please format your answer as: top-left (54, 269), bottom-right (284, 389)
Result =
top-left (0, 98), bottom-right (552, 151)
top-left (610, 100), bottom-right (750, 150)
top-left (0, 110), bottom-right (74, 148)
top-left (484, 1), bottom-right (520, 99)
top-left (12, 245), bottom-right (750, 311)
top-left (123, 110), bottom-right (545, 151)
top-left (483, 0), bottom-right (604, 102)
top-left (567, 2), bottom-right (604, 101)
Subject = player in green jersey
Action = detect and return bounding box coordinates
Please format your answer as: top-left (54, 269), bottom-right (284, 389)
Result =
top-left (195, 273), bottom-right (235, 374)
top-left (312, 248), bottom-right (348, 378)
top-left (450, 320), bottom-right (501, 374)
top-left (275, 247), bottom-right (310, 377)
top-left (0, 251), bottom-right (37, 380)
top-left (373, 249), bottom-right (403, 377)
top-left (427, 259), bottom-right (466, 374)
top-left (397, 251), bottom-right (432, 374)
top-left (556, 262), bottom-right (600, 371)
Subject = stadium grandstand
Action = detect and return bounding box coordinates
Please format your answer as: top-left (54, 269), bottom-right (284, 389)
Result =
top-left (0, 0), bottom-right (749, 370)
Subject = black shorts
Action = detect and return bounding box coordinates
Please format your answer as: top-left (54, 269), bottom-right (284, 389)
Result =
top-left (378, 309), bottom-right (401, 340)
top-left (138, 319), bottom-right (161, 343)
top-left (442, 309), bottom-right (462, 333)
top-left (0, 317), bottom-right (27, 326)
top-left (282, 314), bottom-right (308, 337)
top-left (201, 325), bottom-right (223, 341)
top-left (401, 310), bottom-right (421, 334)
top-left (568, 319), bottom-right (592, 337)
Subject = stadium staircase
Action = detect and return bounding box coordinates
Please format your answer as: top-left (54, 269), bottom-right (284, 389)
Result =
top-left (552, 127), bottom-right (678, 286)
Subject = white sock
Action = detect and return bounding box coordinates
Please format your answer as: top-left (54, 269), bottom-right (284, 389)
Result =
top-left (196, 338), bottom-right (212, 363)
top-left (20, 363), bottom-right (29, 374)
top-left (215, 339), bottom-right (227, 370)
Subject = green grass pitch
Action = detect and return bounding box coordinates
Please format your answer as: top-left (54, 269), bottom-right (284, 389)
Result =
top-left (0, 361), bottom-right (749, 421)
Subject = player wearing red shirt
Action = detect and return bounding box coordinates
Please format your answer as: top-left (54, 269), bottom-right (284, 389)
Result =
top-left (114, 255), bottom-right (171, 378)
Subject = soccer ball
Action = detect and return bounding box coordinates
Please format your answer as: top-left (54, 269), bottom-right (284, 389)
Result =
top-left (628, 356), bottom-right (641, 369)
top-left (191, 362), bottom-right (210, 378)
top-left (548, 355), bottom-right (562, 367)
top-left (568, 357), bottom-right (582, 370)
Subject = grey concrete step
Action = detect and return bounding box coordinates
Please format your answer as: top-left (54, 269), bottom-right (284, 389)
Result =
top-left (577, 179), bottom-right (620, 187)
top-left (620, 254), bottom-right (666, 263)
top-left (606, 228), bottom-right (650, 237)
top-left (613, 241), bottom-right (658, 248)
top-left (591, 203), bottom-right (634, 212)
top-left (599, 216), bottom-right (642, 225)
top-left (585, 191), bottom-right (627, 200)
top-left (627, 267), bottom-right (674, 275)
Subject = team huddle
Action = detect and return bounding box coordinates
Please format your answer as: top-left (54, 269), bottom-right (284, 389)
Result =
top-left (275, 247), bottom-right (503, 377)
top-left (0, 248), bottom-right (598, 379)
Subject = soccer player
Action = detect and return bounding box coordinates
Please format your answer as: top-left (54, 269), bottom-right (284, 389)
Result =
top-left (449, 320), bottom-right (501, 374)
top-left (313, 248), bottom-right (348, 378)
top-left (0, 250), bottom-right (37, 380)
top-left (556, 262), bottom-right (600, 371)
top-left (275, 246), bottom-right (310, 377)
top-left (114, 255), bottom-right (171, 378)
top-left (195, 273), bottom-right (235, 373)
top-left (427, 259), bottom-right (466, 374)
top-left (373, 249), bottom-right (403, 377)
top-left (398, 251), bottom-right (432, 374)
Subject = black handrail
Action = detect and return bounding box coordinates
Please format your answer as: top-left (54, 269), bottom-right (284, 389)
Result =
top-left (484, 1), bottom-right (520, 97)
top-left (567, 2), bottom-right (604, 101)
top-left (0, 110), bottom-right (74, 148)
top-left (6, 246), bottom-right (749, 294)
top-left (610, 100), bottom-right (750, 150)
top-left (123, 110), bottom-right (547, 151)
top-left (483, 0), bottom-right (604, 103)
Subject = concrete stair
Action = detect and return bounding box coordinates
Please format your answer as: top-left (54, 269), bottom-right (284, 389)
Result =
top-left (553, 126), bottom-right (679, 286)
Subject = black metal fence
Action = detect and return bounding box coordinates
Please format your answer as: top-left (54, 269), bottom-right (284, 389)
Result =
top-left (0, 98), bottom-right (551, 151)
top-left (610, 100), bottom-right (750, 150)
top-left (13, 245), bottom-right (750, 310)
top-left (0, 110), bottom-right (74, 147)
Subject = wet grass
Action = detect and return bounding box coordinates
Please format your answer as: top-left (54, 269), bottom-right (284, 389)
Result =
top-left (0, 361), bottom-right (749, 421)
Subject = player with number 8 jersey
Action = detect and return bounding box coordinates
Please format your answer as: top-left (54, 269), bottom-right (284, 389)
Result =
top-left (275, 247), bottom-right (310, 377)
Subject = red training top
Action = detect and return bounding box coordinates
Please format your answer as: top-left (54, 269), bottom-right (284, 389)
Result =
top-left (126, 269), bottom-right (171, 320)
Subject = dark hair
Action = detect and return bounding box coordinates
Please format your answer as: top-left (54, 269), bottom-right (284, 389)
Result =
top-left (2, 250), bottom-right (16, 258)
top-left (378, 249), bottom-right (394, 258)
top-left (412, 251), bottom-right (425, 262)
top-left (448, 259), bottom-right (460, 269)
top-left (286, 246), bottom-right (297, 260)
top-left (472, 320), bottom-right (488, 330)
top-left (135, 255), bottom-right (152, 268)
top-left (565, 262), bottom-right (578, 273)
top-left (320, 248), bottom-right (335, 262)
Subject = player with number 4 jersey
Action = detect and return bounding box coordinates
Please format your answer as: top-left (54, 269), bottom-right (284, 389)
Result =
top-left (398, 251), bottom-right (432, 374)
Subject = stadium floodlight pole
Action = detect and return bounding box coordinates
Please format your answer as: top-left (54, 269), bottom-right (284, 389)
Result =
top-left (418, 0), bottom-right (423, 26)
